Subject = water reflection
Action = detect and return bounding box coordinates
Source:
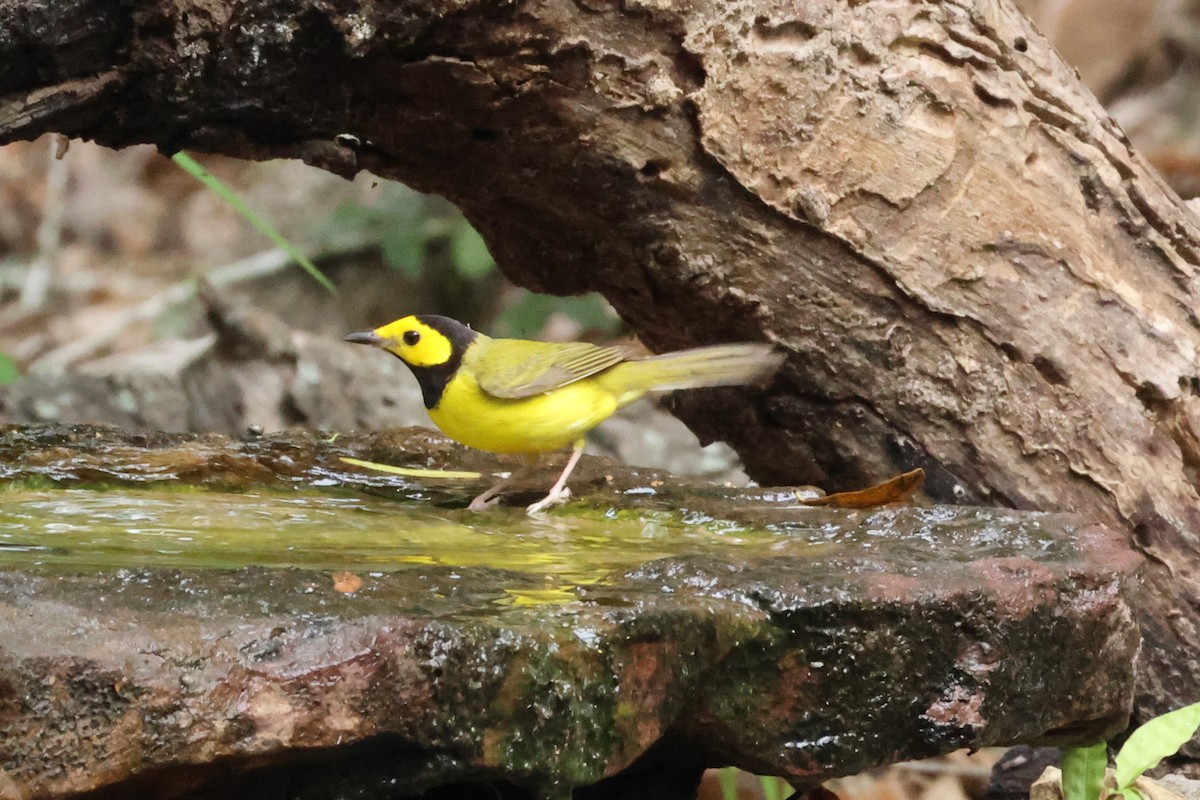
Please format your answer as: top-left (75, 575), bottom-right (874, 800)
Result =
top-left (0, 486), bottom-right (1072, 606)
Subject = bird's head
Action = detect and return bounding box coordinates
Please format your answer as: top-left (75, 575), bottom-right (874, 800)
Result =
top-left (343, 314), bottom-right (477, 368)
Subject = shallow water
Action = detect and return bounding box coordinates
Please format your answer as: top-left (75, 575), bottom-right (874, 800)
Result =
top-left (0, 424), bottom-right (1082, 606)
top-left (0, 428), bottom-right (1139, 800)
top-left (0, 480), bottom-right (1075, 607)
top-left (0, 486), bottom-right (814, 585)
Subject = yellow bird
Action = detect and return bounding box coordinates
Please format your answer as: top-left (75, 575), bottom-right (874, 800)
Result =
top-left (344, 315), bottom-right (782, 513)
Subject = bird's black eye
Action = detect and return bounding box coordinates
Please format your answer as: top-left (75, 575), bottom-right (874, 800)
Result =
top-left (403, 330), bottom-right (421, 346)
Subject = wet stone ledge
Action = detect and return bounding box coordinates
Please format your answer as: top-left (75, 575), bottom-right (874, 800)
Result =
top-left (0, 424), bottom-right (1142, 800)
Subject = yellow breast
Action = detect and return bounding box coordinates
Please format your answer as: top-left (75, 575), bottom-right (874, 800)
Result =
top-left (428, 371), bottom-right (620, 454)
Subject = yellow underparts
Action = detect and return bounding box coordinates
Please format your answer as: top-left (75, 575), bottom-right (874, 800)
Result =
top-left (429, 371), bottom-right (625, 454)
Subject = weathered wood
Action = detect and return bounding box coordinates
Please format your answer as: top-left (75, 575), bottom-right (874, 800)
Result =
top-left (0, 0), bottom-right (1196, 725)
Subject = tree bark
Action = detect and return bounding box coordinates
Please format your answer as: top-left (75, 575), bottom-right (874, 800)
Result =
top-left (1, 0), bottom-right (1197, 727)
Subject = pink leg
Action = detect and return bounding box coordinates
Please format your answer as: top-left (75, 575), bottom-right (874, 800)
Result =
top-left (468, 475), bottom-right (515, 511)
top-left (467, 455), bottom-right (540, 511)
top-left (526, 439), bottom-right (585, 515)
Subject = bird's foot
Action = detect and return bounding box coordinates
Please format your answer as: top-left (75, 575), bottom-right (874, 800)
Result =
top-left (468, 473), bottom-right (521, 512)
top-left (526, 486), bottom-right (571, 515)
top-left (468, 494), bottom-right (501, 512)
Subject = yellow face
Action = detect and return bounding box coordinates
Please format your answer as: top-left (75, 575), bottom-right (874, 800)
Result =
top-left (374, 316), bottom-right (454, 368)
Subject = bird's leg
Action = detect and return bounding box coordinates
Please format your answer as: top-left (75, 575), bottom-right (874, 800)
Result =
top-left (526, 439), bottom-right (585, 515)
top-left (468, 455), bottom-right (540, 511)
top-left (468, 476), bottom-right (514, 511)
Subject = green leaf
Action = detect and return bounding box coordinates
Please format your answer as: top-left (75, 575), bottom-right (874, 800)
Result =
top-left (1115, 702), bottom-right (1200, 790)
top-left (327, 200), bottom-right (374, 231)
top-left (499, 292), bottom-right (554, 337)
top-left (553, 295), bottom-right (621, 333)
top-left (1121, 788), bottom-right (1143, 800)
top-left (380, 232), bottom-right (426, 277)
top-left (449, 220), bottom-right (495, 279)
top-left (497, 292), bottom-right (621, 339)
top-left (172, 152), bottom-right (337, 295)
top-left (1062, 742), bottom-right (1108, 800)
top-left (718, 768), bottom-right (738, 800)
top-left (0, 352), bottom-right (19, 385)
top-left (761, 775), bottom-right (787, 800)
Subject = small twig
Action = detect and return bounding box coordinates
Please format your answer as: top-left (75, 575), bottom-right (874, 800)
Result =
top-left (19, 136), bottom-right (70, 310)
top-left (27, 248), bottom-right (297, 374)
top-left (50, 133), bottom-right (69, 160)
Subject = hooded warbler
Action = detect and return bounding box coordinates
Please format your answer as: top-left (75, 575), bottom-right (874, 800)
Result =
top-left (344, 314), bottom-right (782, 513)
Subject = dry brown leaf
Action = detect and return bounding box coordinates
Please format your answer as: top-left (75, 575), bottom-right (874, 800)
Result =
top-left (331, 571), bottom-right (363, 594)
top-left (802, 468), bottom-right (925, 509)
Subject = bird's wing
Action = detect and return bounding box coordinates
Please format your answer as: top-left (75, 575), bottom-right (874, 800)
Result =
top-left (471, 338), bottom-right (642, 399)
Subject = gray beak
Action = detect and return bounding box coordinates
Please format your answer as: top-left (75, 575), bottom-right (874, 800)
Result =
top-left (343, 330), bottom-right (384, 346)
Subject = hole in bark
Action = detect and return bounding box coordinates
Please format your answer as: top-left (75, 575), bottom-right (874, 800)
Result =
top-left (1179, 375), bottom-right (1200, 396)
top-left (1079, 173), bottom-right (1104, 211)
top-left (849, 41), bottom-right (878, 64)
top-left (639, 159), bottom-right (669, 178)
top-left (674, 47), bottom-right (707, 92)
top-left (1136, 381), bottom-right (1170, 412)
top-left (999, 342), bottom-right (1023, 362)
top-left (1014, 36), bottom-right (1028, 52)
top-left (973, 81), bottom-right (1013, 108)
top-left (471, 127), bottom-right (498, 141)
top-left (1031, 355), bottom-right (1067, 386)
top-left (751, 17), bottom-right (817, 42)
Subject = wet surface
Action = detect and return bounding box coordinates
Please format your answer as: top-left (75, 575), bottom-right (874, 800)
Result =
top-left (0, 424), bottom-right (1144, 800)
top-left (0, 485), bottom-right (1077, 592)
top-left (0, 423), bottom-right (1080, 582)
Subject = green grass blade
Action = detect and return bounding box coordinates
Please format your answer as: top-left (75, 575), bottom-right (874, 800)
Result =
top-left (718, 768), bottom-right (738, 800)
top-left (761, 775), bottom-right (785, 800)
top-left (340, 456), bottom-right (482, 480)
top-left (1062, 743), bottom-right (1108, 800)
top-left (1115, 702), bottom-right (1200, 790)
top-left (171, 152), bottom-right (337, 294)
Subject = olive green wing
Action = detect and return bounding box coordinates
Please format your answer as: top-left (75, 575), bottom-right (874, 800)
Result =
top-left (470, 338), bottom-right (641, 399)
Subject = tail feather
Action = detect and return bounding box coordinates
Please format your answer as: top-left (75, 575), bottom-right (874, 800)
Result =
top-left (605, 343), bottom-right (784, 403)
